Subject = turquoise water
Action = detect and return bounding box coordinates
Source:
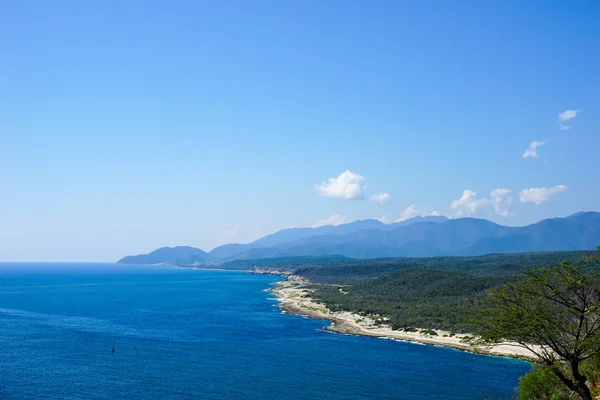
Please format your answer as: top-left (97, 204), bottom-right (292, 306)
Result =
top-left (0, 263), bottom-right (530, 399)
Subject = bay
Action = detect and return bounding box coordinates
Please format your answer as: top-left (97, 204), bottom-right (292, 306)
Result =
top-left (0, 263), bottom-right (530, 399)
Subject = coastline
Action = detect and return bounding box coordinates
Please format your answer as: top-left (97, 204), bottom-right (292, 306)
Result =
top-left (268, 278), bottom-right (538, 362)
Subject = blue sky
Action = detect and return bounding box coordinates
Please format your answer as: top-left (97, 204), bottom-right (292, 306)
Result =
top-left (1, 0), bottom-right (598, 261)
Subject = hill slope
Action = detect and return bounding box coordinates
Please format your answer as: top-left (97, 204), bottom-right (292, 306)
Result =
top-left (118, 246), bottom-right (212, 265)
top-left (224, 212), bottom-right (599, 260)
top-left (118, 212), bottom-right (600, 264)
top-left (301, 249), bottom-right (597, 332)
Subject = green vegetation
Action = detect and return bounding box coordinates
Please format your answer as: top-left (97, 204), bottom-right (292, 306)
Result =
top-left (218, 255), bottom-right (349, 271)
top-left (229, 249), bottom-right (600, 399)
top-left (221, 251), bottom-right (591, 276)
top-left (289, 251), bottom-right (587, 332)
top-left (220, 251), bottom-right (592, 333)
top-left (517, 366), bottom-right (569, 400)
top-left (310, 268), bottom-right (511, 332)
top-left (297, 251), bottom-right (591, 281)
top-left (479, 249), bottom-right (600, 400)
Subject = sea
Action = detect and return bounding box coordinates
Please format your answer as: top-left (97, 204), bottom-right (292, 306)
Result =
top-left (0, 263), bottom-right (531, 399)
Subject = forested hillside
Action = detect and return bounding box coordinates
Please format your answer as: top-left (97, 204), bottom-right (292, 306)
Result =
top-left (245, 250), bottom-right (592, 332)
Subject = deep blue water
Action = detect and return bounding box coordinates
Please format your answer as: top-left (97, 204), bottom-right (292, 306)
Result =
top-left (0, 263), bottom-right (530, 399)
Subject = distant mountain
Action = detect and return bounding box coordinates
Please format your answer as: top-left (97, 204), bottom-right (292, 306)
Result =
top-left (118, 246), bottom-right (212, 265)
top-left (244, 219), bottom-right (388, 248)
top-left (207, 243), bottom-right (250, 261)
top-left (118, 212), bottom-right (600, 264)
top-left (221, 212), bottom-right (600, 260)
top-left (467, 212), bottom-right (600, 255)
top-left (208, 217), bottom-right (444, 260)
top-left (386, 215), bottom-right (449, 229)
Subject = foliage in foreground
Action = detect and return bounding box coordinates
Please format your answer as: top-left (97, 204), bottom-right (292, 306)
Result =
top-left (517, 366), bottom-right (568, 400)
top-left (480, 249), bottom-right (600, 400)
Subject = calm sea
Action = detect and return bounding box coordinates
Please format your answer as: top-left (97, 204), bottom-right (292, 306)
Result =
top-left (0, 263), bottom-right (530, 399)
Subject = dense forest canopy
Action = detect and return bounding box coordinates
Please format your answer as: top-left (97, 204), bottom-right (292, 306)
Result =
top-left (217, 251), bottom-right (594, 332)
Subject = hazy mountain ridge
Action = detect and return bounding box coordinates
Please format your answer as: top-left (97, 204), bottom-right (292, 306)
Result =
top-left (118, 246), bottom-right (212, 265)
top-left (118, 212), bottom-right (600, 264)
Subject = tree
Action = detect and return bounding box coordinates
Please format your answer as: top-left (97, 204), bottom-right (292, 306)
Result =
top-left (516, 365), bottom-right (567, 400)
top-left (478, 248), bottom-right (600, 400)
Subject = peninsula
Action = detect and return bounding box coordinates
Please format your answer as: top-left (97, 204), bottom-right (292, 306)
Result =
top-left (269, 276), bottom-right (538, 360)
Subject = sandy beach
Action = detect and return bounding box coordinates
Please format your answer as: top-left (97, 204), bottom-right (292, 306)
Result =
top-left (269, 279), bottom-right (538, 361)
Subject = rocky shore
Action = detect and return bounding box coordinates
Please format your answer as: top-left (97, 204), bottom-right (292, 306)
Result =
top-left (269, 279), bottom-right (538, 361)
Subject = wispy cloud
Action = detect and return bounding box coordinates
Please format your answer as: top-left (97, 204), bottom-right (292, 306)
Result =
top-left (519, 185), bottom-right (569, 205)
top-left (522, 140), bottom-right (547, 159)
top-left (490, 188), bottom-right (514, 217)
top-left (395, 205), bottom-right (441, 222)
top-left (558, 109), bottom-right (581, 121)
top-left (559, 124), bottom-right (571, 131)
top-left (450, 188), bottom-right (514, 217)
top-left (370, 192), bottom-right (390, 204)
top-left (315, 170), bottom-right (366, 199)
top-left (311, 214), bottom-right (350, 228)
top-left (557, 109), bottom-right (581, 130)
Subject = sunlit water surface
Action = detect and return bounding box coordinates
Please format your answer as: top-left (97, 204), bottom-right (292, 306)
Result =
top-left (0, 263), bottom-right (530, 399)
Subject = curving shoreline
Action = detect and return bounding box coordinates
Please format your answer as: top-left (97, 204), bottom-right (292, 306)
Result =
top-left (268, 278), bottom-right (538, 362)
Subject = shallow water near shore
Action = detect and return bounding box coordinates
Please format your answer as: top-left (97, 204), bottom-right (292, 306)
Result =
top-left (1, 263), bottom-right (530, 399)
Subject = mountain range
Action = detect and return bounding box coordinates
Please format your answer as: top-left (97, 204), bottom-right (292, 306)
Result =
top-left (118, 212), bottom-right (600, 265)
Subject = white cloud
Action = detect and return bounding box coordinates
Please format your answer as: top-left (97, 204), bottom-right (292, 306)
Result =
top-left (315, 170), bottom-right (366, 199)
top-left (311, 214), bottom-right (349, 228)
top-left (558, 109), bottom-right (581, 121)
top-left (559, 124), bottom-right (571, 131)
top-left (450, 190), bottom-right (487, 217)
top-left (395, 205), bottom-right (441, 222)
top-left (522, 140), bottom-right (547, 159)
top-left (519, 185), bottom-right (569, 205)
top-left (377, 216), bottom-right (391, 224)
top-left (490, 188), bottom-right (514, 217)
top-left (370, 192), bottom-right (390, 204)
top-left (451, 188), bottom-right (514, 217)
